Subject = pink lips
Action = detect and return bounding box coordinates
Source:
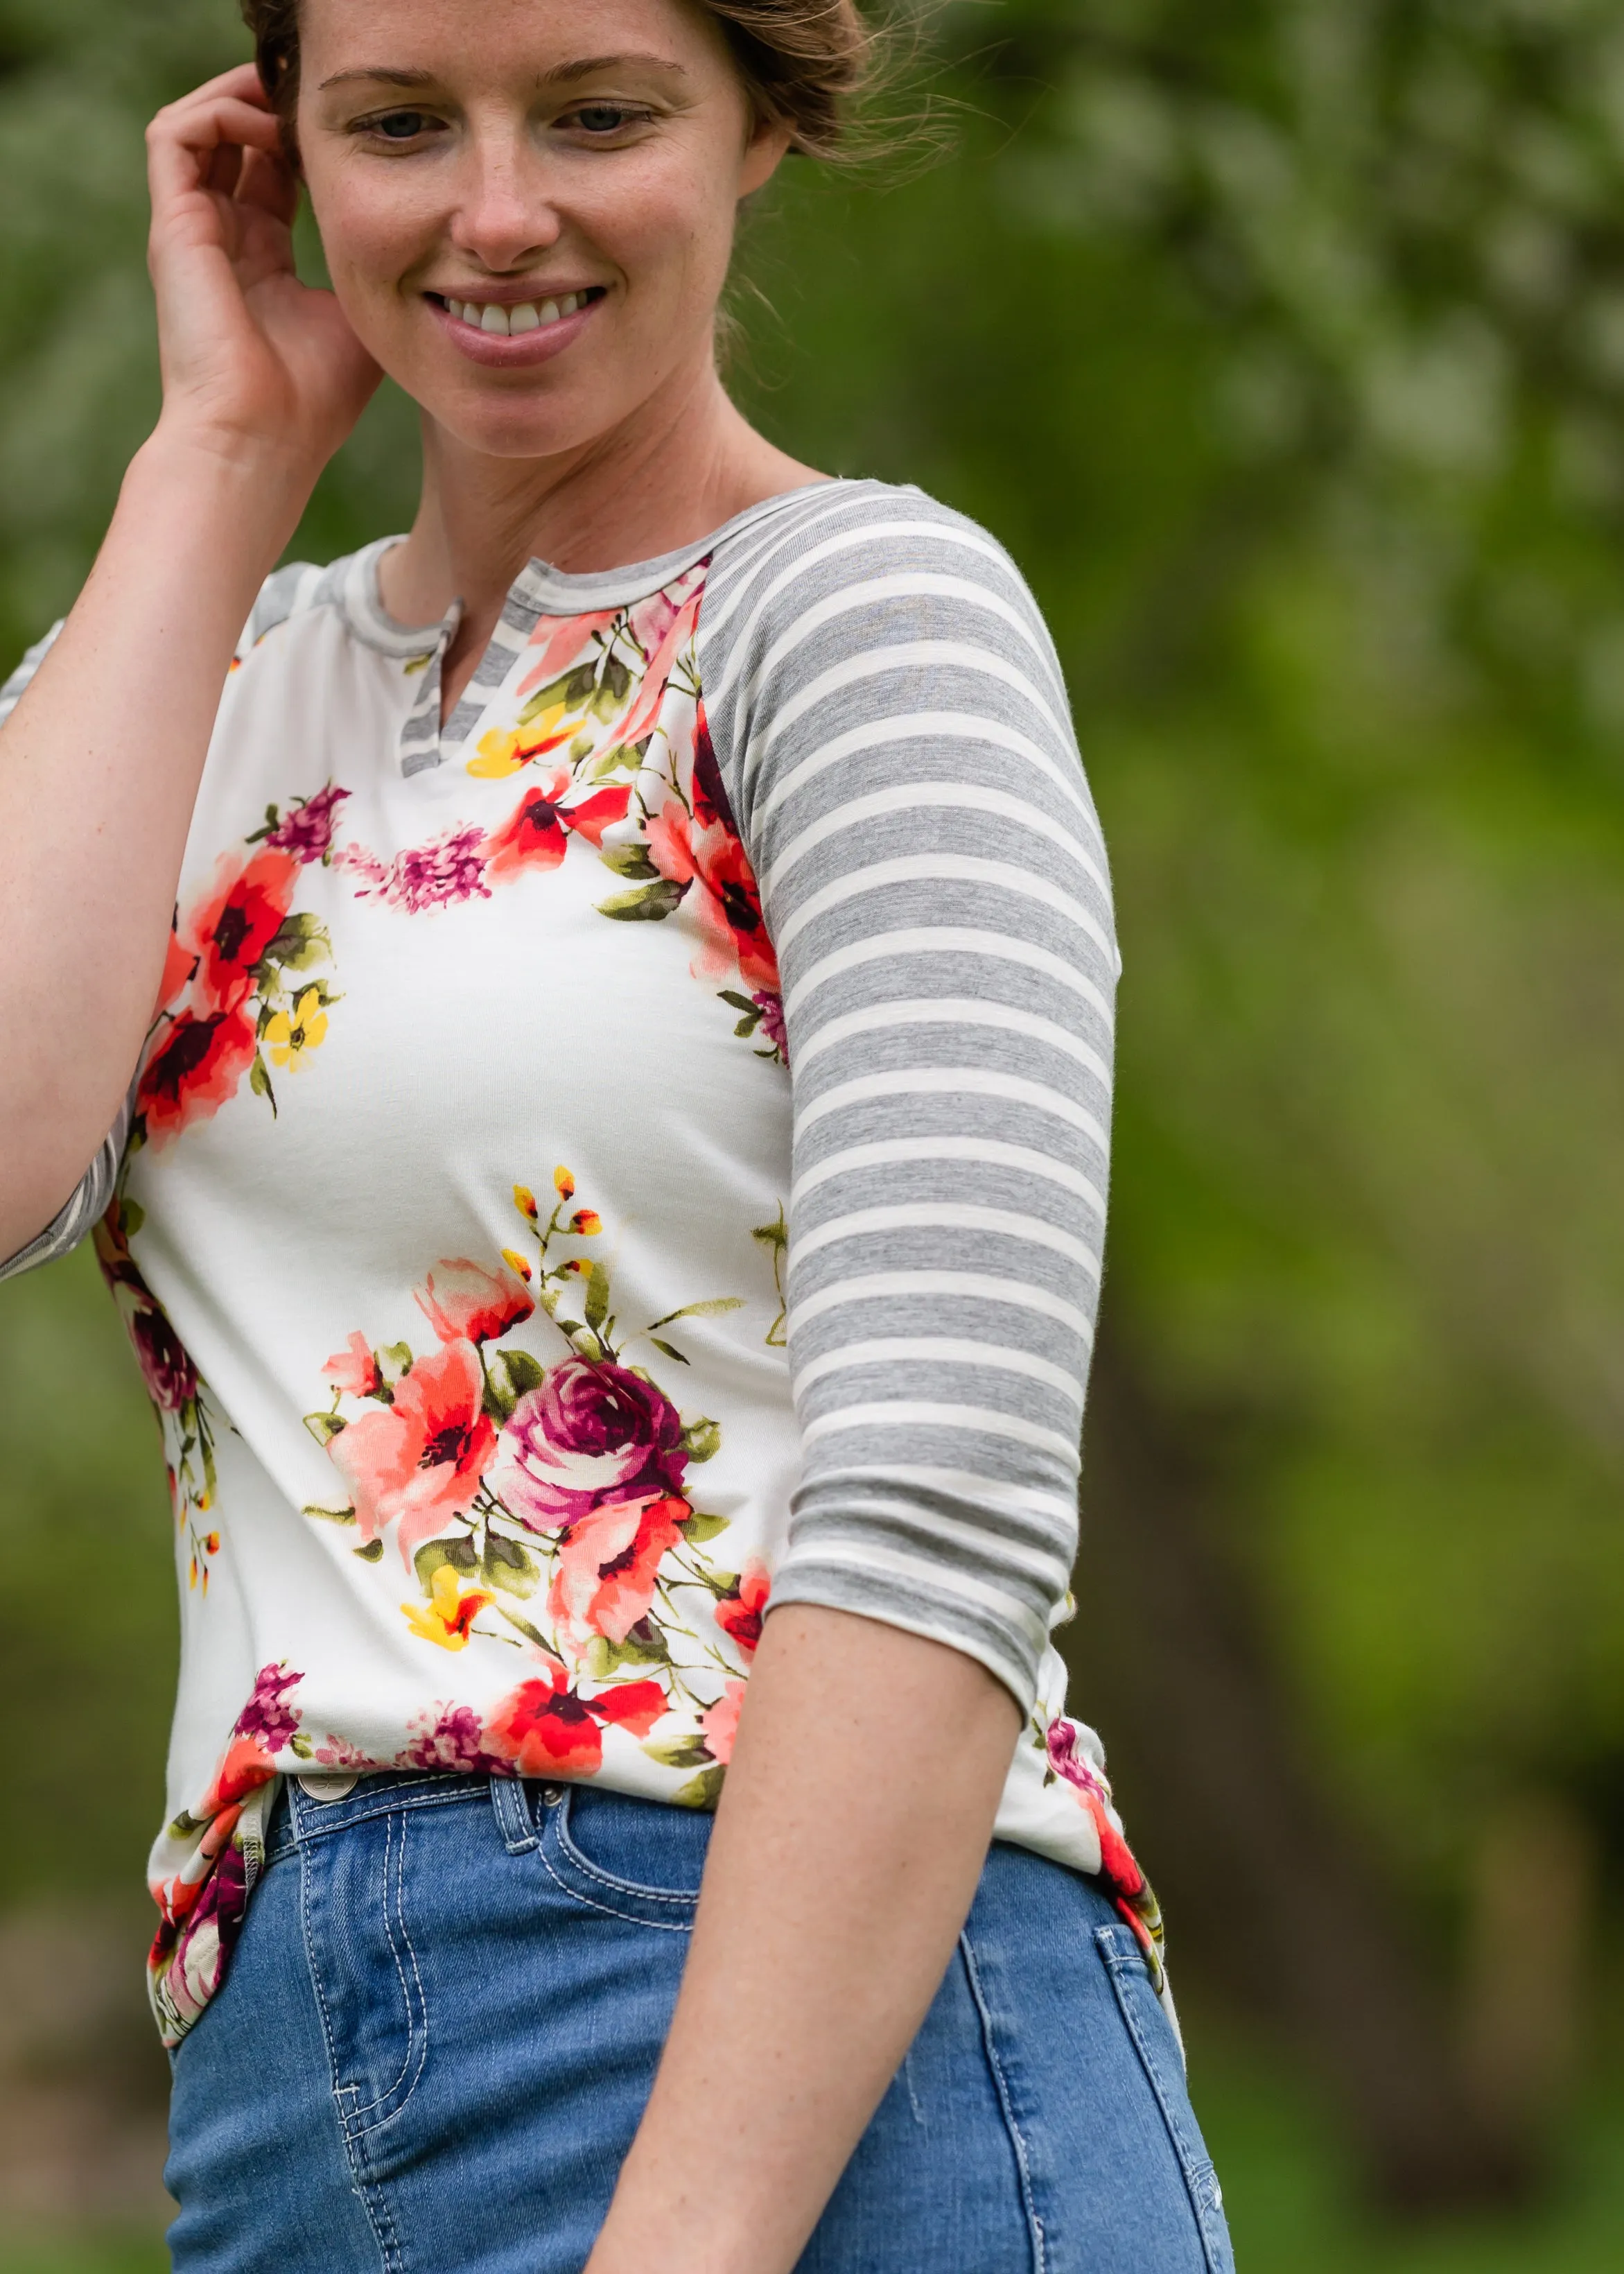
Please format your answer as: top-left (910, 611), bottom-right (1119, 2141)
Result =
top-left (428, 291), bottom-right (602, 368)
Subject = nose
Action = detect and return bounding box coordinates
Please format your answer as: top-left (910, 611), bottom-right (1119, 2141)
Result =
top-left (448, 124), bottom-right (561, 273)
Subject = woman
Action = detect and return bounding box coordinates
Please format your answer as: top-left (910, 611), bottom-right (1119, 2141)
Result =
top-left (0, 2), bottom-right (1234, 2268)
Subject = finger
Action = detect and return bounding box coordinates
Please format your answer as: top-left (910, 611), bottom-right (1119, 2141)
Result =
top-left (205, 142), bottom-right (245, 200)
top-left (235, 143), bottom-right (299, 231)
top-left (147, 96), bottom-right (286, 215)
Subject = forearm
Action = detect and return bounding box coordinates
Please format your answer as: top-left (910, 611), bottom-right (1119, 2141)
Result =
top-left (585, 1604), bottom-right (1022, 2274)
top-left (0, 429), bottom-right (310, 1255)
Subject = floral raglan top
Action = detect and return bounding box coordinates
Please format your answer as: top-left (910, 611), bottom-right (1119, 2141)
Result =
top-left (0, 477), bottom-right (1162, 2046)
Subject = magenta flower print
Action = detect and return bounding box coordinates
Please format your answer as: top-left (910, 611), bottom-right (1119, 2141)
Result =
top-left (335, 823), bottom-right (491, 913)
top-left (263, 784), bottom-right (351, 864)
top-left (128, 1299), bottom-right (200, 1414)
top-left (233, 1663), bottom-right (305, 1753)
top-left (400, 1703), bottom-right (504, 1772)
top-left (491, 1356), bottom-right (688, 1531)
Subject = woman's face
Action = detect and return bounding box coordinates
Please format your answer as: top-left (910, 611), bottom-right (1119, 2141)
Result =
top-left (297, 0), bottom-right (788, 458)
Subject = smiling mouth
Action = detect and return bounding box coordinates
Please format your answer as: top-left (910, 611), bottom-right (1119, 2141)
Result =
top-left (428, 287), bottom-right (608, 337)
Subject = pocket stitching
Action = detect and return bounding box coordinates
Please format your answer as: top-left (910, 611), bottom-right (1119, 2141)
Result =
top-left (1096, 1927), bottom-right (1229, 2271)
top-left (552, 1791), bottom-right (705, 1907)
top-left (340, 1808), bottom-right (430, 2131)
top-left (957, 1928), bottom-right (1048, 2274)
top-left (536, 1839), bottom-right (696, 1933)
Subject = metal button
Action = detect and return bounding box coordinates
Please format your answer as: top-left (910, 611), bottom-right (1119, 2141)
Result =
top-left (297, 1771), bottom-right (360, 1803)
top-left (541, 1785), bottom-right (565, 1807)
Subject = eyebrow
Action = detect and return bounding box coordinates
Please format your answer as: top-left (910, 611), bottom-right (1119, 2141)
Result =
top-left (317, 54), bottom-right (691, 94)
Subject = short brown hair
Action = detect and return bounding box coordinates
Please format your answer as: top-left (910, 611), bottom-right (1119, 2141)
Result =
top-left (239, 0), bottom-right (880, 159)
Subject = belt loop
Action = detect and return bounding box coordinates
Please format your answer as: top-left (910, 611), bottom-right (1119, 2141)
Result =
top-left (491, 1773), bottom-right (538, 1854)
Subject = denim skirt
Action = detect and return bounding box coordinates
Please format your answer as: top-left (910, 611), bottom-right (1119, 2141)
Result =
top-left (165, 1771), bottom-right (1234, 2273)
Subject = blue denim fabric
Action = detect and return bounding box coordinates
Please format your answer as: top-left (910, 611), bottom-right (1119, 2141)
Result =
top-left (166, 1773), bottom-right (1234, 2273)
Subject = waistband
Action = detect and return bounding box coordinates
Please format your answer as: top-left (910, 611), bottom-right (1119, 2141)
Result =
top-left (263, 1769), bottom-right (563, 1864)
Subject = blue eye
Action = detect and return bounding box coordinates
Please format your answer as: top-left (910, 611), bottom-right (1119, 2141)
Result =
top-left (573, 105), bottom-right (636, 134)
top-left (373, 111), bottom-right (433, 141)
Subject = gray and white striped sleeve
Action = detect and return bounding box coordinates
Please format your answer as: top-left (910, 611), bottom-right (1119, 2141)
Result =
top-left (698, 483), bottom-right (1117, 1710)
top-left (0, 620), bottom-right (129, 1279)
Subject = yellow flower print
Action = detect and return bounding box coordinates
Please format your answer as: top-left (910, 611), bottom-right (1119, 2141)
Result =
top-left (501, 1247), bottom-right (534, 1283)
top-left (570, 1210), bottom-right (602, 1236)
top-left (469, 698), bottom-right (570, 779)
top-left (401, 1562), bottom-right (491, 1652)
top-left (263, 987), bottom-right (329, 1071)
top-left (555, 1166), bottom-right (576, 1200)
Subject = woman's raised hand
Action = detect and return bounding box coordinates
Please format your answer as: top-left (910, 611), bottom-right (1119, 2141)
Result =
top-left (146, 63), bottom-right (381, 479)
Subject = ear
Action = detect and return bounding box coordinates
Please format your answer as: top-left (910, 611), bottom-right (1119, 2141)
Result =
top-left (738, 112), bottom-right (793, 199)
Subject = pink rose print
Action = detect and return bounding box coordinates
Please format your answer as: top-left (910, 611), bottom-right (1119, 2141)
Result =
top-left (492, 1357), bottom-right (688, 1531)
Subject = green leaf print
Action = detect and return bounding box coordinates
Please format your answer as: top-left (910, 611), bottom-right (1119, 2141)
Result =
top-left (302, 1500), bottom-right (357, 1522)
top-left (414, 1535), bottom-right (480, 1590)
top-left (303, 1412), bottom-right (347, 1447)
top-left (482, 1531), bottom-right (541, 1599)
top-left (498, 1348), bottom-right (545, 1401)
top-left (353, 1540), bottom-right (385, 1563)
top-left (643, 1734), bottom-right (717, 1771)
top-left (598, 842), bottom-right (661, 880)
top-left (681, 1511), bottom-right (731, 1545)
top-left (583, 1261), bottom-right (611, 1335)
top-left (583, 1626), bottom-right (670, 1681)
top-left (259, 910), bottom-right (333, 975)
top-left (596, 878), bottom-right (687, 921)
top-left (672, 1766), bottom-right (727, 1811)
top-left (680, 1416), bottom-right (722, 1464)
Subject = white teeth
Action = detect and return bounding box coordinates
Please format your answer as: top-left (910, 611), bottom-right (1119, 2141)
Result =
top-left (443, 290), bottom-right (594, 334)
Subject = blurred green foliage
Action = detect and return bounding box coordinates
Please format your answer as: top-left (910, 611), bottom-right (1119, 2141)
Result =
top-left (3, 0), bottom-right (1624, 2254)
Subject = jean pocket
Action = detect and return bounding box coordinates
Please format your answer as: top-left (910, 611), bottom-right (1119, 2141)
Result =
top-left (302, 1804), bottom-right (428, 2142)
top-left (1095, 1925), bottom-right (1235, 2274)
top-left (539, 1785), bottom-right (712, 1932)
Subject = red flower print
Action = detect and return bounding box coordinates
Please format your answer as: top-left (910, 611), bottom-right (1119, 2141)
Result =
top-left (152, 924), bottom-right (198, 1018)
top-left (701, 1679), bottom-right (746, 1767)
top-left (549, 1493), bottom-right (690, 1651)
top-left (182, 847), bottom-right (299, 1016)
top-left (138, 1003), bottom-right (259, 1149)
top-left (716, 1561), bottom-right (771, 1658)
top-left (691, 700), bottom-right (731, 830)
top-left (328, 1338), bottom-right (497, 1564)
top-left (482, 770), bottom-right (634, 883)
top-left (414, 1258), bottom-right (536, 1347)
top-left (593, 1679), bottom-right (667, 1738)
top-left (323, 1330), bottom-right (383, 1398)
top-left (1046, 1715), bottom-right (1164, 1972)
top-left (645, 800), bottom-right (781, 997)
top-left (484, 1661), bottom-right (666, 1778)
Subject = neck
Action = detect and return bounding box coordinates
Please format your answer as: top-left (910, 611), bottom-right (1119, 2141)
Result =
top-left (380, 356), bottom-right (819, 636)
